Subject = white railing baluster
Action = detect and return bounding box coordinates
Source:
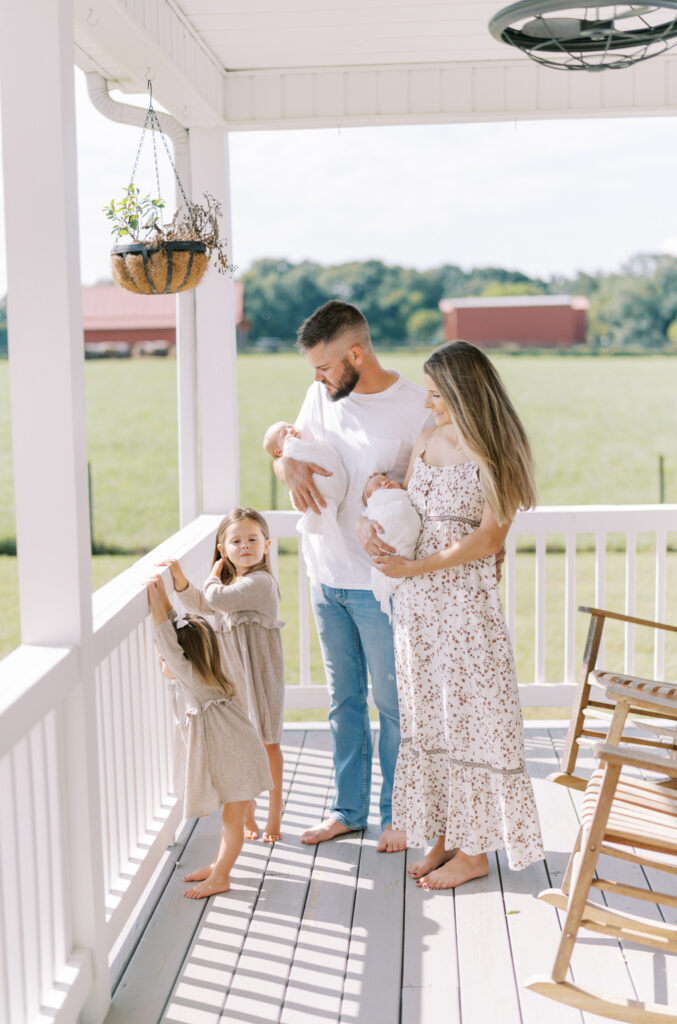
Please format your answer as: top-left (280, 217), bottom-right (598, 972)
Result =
top-left (29, 721), bottom-right (52, 1003)
top-left (0, 864), bottom-right (10, 1024)
top-left (12, 739), bottom-right (38, 1021)
top-left (655, 527), bottom-right (667, 679)
top-left (0, 753), bottom-right (24, 1024)
top-left (535, 533), bottom-right (546, 683)
top-left (625, 529), bottom-right (637, 673)
top-left (94, 665), bottom-right (111, 896)
top-left (564, 531), bottom-right (576, 682)
top-left (136, 620), bottom-right (153, 834)
top-left (110, 645), bottom-right (130, 887)
top-left (298, 546), bottom-right (311, 688)
top-left (120, 637), bottom-right (138, 868)
top-left (595, 530), bottom-right (606, 666)
top-left (45, 710), bottom-right (68, 972)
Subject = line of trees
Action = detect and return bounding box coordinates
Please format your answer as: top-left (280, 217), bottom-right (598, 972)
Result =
top-left (239, 254), bottom-right (677, 351)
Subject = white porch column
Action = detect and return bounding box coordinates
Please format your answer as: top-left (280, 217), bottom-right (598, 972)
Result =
top-left (189, 127), bottom-right (240, 513)
top-left (0, 1), bottom-right (108, 1020)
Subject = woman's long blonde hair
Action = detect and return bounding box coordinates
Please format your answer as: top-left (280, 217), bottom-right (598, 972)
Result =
top-left (212, 507), bottom-right (274, 585)
top-left (175, 616), bottom-right (234, 697)
top-left (424, 341), bottom-right (537, 524)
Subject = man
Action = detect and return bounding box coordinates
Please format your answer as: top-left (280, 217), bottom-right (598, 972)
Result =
top-left (265, 300), bottom-right (433, 852)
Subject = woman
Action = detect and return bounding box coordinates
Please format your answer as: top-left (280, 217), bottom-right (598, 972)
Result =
top-left (373, 341), bottom-right (544, 889)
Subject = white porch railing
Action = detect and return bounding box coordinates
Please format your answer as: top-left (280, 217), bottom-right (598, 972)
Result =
top-left (0, 504), bottom-right (675, 1023)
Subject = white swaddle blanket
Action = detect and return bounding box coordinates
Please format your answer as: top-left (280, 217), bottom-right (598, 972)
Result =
top-left (365, 487), bottom-right (421, 619)
top-left (282, 435), bottom-right (349, 582)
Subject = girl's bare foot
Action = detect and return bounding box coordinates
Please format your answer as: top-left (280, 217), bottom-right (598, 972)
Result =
top-left (184, 874), bottom-right (231, 899)
top-left (244, 799), bottom-right (258, 840)
top-left (263, 818), bottom-right (282, 843)
top-left (407, 837), bottom-right (456, 878)
top-left (183, 865), bottom-right (213, 883)
top-left (417, 851), bottom-right (489, 890)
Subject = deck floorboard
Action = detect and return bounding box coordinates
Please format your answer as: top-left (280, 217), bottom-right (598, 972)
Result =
top-left (105, 725), bottom-right (677, 1024)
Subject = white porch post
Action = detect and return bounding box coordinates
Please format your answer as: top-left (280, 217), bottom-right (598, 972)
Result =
top-left (189, 128), bottom-right (240, 513)
top-left (0, 1), bottom-right (108, 1020)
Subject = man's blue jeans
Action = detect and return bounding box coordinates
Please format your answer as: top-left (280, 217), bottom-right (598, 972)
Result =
top-left (310, 584), bottom-right (400, 831)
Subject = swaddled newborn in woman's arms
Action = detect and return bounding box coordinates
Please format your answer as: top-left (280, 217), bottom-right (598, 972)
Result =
top-left (363, 472), bottom-right (421, 620)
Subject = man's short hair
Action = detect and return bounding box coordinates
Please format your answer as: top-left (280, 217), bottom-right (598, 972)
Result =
top-left (296, 300), bottom-right (370, 351)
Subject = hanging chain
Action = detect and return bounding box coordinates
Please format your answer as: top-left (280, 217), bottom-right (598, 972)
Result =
top-left (127, 80), bottom-right (196, 229)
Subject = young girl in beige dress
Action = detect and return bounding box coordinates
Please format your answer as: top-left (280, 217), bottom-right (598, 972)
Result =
top-left (160, 508), bottom-right (285, 843)
top-left (147, 576), bottom-right (272, 899)
top-left (373, 341), bottom-right (544, 889)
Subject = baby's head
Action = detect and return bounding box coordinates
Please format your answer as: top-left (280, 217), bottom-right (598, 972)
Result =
top-left (363, 472), bottom-right (403, 503)
top-left (263, 421), bottom-right (302, 458)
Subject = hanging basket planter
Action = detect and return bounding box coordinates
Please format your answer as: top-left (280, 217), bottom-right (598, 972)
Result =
top-left (111, 240), bottom-right (209, 295)
top-left (104, 83), bottom-right (234, 296)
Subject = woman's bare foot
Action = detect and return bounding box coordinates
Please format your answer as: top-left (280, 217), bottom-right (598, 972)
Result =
top-left (407, 837), bottom-right (457, 879)
top-left (301, 818), bottom-right (356, 845)
top-left (263, 817), bottom-right (282, 843)
top-left (244, 799), bottom-right (258, 840)
top-left (377, 825), bottom-right (407, 853)
top-left (183, 864), bottom-right (213, 883)
top-left (184, 874), bottom-right (231, 899)
top-left (417, 851), bottom-right (489, 890)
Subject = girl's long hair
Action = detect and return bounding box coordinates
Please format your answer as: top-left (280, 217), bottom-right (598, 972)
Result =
top-left (424, 341), bottom-right (537, 524)
top-left (212, 507), bottom-right (274, 585)
top-left (175, 616), bottom-right (235, 697)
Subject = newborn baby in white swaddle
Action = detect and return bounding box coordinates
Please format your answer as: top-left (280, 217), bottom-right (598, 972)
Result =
top-left (263, 422), bottom-right (348, 535)
top-left (364, 472), bottom-right (421, 620)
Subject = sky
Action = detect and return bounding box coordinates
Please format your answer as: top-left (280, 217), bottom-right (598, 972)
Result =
top-left (2, 67), bottom-right (677, 293)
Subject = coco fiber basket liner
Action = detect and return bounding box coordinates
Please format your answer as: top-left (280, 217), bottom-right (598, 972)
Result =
top-left (111, 240), bottom-right (208, 295)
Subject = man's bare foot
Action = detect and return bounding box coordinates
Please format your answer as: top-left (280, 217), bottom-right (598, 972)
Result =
top-left (416, 851), bottom-right (489, 890)
top-left (184, 875), bottom-right (231, 899)
top-left (300, 817), bottom-right (356, 845)
top-left (376, 825), bottom-right (407, 853)
top-left (183, 865), bottom-right (213, 883)
top-left (244, 800), bottom-right (258, 840)
top-left (407, 838), bottom-right (456, 879)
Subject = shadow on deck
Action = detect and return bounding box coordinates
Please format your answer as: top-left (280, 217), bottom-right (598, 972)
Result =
top-left (105, 726), bottom-right (677, 1024)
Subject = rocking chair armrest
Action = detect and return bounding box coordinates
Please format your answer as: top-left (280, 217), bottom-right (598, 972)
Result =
top-left (593, 742), bottom-right (677, 778)
top-left (604, 680), bottom-right (677, 717)
top-left (579, 606), bottom-right (677, 634)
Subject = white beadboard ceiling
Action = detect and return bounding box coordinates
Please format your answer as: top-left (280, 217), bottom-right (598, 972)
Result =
top-left (73, 1), bottom-right (677, 129)
top-left (176, 0), bottom-right (510, 70)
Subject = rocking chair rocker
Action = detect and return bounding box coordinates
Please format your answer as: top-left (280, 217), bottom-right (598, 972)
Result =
top-left (528, 681), bottom-right (677, 1022)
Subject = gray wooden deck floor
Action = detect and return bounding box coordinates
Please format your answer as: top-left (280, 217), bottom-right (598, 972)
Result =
top-left (105, 725), bottom-right (677, 1024)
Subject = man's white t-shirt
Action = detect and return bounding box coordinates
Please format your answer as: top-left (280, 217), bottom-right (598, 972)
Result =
top-left (294, 374), bottom-right (433, 590)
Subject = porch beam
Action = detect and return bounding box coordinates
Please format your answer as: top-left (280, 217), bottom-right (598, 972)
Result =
top-left (190, 128), bottom-right (240, 514)
top-left (223, 58), bottom-right (677, 130)
top-left (0, 1), bottom-right (108, 1019)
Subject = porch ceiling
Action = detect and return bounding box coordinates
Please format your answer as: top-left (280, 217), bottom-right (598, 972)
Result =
top-left (73, 1), bottom-right (677, 129)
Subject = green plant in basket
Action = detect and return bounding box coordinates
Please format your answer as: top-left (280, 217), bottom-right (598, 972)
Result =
top-left (104, 183), bottom-right (165, 242)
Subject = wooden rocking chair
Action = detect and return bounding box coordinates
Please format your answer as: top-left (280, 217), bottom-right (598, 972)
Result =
top-left (528, 683), bottom-right (677, 1022)
top-left (551, 606), bottom-right (677, 791)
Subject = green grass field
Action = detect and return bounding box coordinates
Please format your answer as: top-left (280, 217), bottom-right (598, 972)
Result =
top-left (1, 353), bottom-right (676, 707)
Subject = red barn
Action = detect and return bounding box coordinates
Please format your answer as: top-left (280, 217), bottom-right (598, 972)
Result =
top-left (439, 295), bottom-right (589, 349)
top-left (81, 280), bottom-right (248, 353)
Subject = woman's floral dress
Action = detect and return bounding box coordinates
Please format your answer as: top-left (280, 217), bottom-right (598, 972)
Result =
top-left (391, 450), bottom-right (544, 871)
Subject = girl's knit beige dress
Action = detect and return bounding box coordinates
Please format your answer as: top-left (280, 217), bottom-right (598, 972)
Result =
top-left (179, 571), bottom-right (285, 744)
top-left (154, 619), bottom-right (272, 818)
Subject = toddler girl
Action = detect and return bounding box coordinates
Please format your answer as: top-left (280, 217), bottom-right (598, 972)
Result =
top-left (147, 575), bottom-right (272, 899)
top-left (160, 508), bottom-right (285, 843)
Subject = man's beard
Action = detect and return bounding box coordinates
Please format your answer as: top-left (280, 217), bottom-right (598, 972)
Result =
top-left (328, 358), bottom-right (359, 402)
